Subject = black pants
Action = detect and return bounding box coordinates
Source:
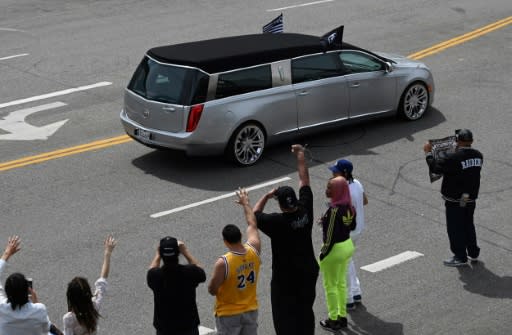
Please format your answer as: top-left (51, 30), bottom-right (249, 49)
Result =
top-left (445, 202), bottom-right (480, 261)
top-left (157, 328), bottom-right (199, 335)
top-left (270, 269), bottom-right (319, 335)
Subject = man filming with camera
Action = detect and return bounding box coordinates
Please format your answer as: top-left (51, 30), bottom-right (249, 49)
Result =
top-left (423, 129), bottom-right (483, 267)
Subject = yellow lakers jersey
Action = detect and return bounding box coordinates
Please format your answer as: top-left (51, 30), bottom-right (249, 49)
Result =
top-left (215, 243), bottom-right (261, 316)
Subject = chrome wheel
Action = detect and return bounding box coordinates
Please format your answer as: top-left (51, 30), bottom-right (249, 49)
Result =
top-left (400, 83), bottom-right (429, 120)
top-left (230, 124), bottom-right (265, 166)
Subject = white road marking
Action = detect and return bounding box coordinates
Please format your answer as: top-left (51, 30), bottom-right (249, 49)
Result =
top-left (267, 0), bottom-right (334, 12)
top-left (199, 326), bottom-right (216, 334)
top-left (0, 53), bottom-right (29, 61)
top-left (0, 102), bottom-right (68, 140)
top-left (360, 251), bottom-right (424, 273)
top-left (0, 28), bottom-right (27, 32)
top-left (0, 81), bottom-right (112, 109)
top-left (151, 177), bottom-right (292, 218)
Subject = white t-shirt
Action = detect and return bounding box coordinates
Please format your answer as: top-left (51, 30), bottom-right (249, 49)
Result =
top-left (0, 260), bottom-right (52, 335)
top-left (349, 179), bottom-right (365, 237)
top-left (62, 277), bottom-right (108, 335)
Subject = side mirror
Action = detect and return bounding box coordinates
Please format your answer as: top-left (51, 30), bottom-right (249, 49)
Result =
top-left (385, 62), bottom-right (393, 73)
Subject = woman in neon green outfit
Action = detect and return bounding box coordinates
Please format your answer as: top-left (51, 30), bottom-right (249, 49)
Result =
top-left (319, 176), bottom-right (356, 332)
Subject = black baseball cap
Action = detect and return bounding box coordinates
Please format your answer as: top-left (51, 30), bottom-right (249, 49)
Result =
top-left (456, 129), bottom-right (473, 141)
top-left (159, 236), bottom-right (179, 258)
top-left (274, 186), bottom-right (298, 210)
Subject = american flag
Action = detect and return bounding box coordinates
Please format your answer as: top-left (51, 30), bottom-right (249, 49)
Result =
top-left (262, 13), bottom-right (283, 34)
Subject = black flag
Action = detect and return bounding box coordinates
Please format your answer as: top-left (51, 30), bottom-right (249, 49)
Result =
top-left (321, 25), bottom-right (344, 47)
top-left (262, 13), bottom-right (284, 34)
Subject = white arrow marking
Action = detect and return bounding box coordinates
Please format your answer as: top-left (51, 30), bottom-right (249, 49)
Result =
top-left (0, 102), bottom-right (68, 140)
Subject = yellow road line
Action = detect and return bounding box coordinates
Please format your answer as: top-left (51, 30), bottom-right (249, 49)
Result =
top-left (408, 16), bottom-right (512, 59)
top-left (1, 16), bottom-right (511, 173)
top-left (0, 135), bottom-right (132, 171)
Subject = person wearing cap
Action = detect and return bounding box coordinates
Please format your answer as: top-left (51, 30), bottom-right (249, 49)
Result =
top-left (423, 129), bottom-right (483, 267)
top-left (147, 236), bottom-right (206, 335)
top-left (329, 159), bottom-right (368, 309)
top-left (208, 188), bottom-right (261, 335)
top-left (252, 144), bottom-right (319, 335)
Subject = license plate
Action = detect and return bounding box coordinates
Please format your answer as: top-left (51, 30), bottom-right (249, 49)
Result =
top-left (136, 129), bottom-right (152, 140)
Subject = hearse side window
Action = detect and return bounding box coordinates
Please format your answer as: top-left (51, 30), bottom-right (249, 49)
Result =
top-left (215, 65), bottom-right (272, 99)
top-left (291, 53), bottom-right (343, 84)
top-left (189, 73), bottom-right (209, 105)
top-left (339, 51), bottom-right (384, 73)
top-left (128, 57), bottom-right (208, 105)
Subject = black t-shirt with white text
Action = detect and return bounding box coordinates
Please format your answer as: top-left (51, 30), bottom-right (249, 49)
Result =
top-left (426, 146), bottom-right (483, 200)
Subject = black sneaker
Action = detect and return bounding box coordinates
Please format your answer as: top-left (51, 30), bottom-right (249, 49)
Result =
top-left (337, 316), bottom-right (348, 328)
top-left (443, 257), bottom-right (468, 267)
top-left (346, 302), bottom-right (356, 311)
top-left (320, 318), bottom-right (341, 332)
top-left (353, 294), bottom-right (362, 303)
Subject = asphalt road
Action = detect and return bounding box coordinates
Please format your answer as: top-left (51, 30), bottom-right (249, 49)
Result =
top-left (1, 1), bottom-right (511, 334)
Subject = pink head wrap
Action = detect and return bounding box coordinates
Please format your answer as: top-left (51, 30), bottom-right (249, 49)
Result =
top-left (329, 176), bottom-right (352, 207)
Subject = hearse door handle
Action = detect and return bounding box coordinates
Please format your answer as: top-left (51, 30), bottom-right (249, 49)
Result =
top-left (162, 106), bottom-right (175, 112)
top-left (298, 91), bottom-right (309, 96)
top-left (349, 82), bottom-right (360, 88)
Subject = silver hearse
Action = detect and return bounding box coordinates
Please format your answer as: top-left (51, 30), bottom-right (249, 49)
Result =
top-left (121, 31), bottom-right (434, 165)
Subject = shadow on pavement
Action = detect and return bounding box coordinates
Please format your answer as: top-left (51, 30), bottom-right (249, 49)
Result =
top-left (457, 261), bottom-right (512, 298)
top-left (339, 304), bottom-right (404, 335)
top-left (131, 108), bottom-right (445, 191)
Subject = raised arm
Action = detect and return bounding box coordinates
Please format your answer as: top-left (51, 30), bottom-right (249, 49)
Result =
top-left (148, 246), bottom-right (161, 270)
top-left (253, 188), bottom-right (275, 213)
top-left (178, 241), bottom-right (203, 268)
top-left (291, 144), bottom-right (309, 187)
top-left (1, 235), bottom-right (21, 262)
top-left (100, 235), bottom-right (116, 279)
top-left (236, 188), bottom-right (261, 253)
top-left (1, 236), bottom-right (21, 300)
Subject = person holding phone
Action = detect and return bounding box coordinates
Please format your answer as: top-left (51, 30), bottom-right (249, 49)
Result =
top-left (1, 235), bottom-right (59, 334)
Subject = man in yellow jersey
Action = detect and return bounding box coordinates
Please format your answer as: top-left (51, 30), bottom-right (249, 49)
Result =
top-left (208, 188), bottom-right (262, 335)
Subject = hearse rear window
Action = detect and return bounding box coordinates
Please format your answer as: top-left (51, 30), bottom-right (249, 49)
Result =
top-left (128, 56), bottom-right (208, 105)
top-left (216, 65), bottom-right (272, 99)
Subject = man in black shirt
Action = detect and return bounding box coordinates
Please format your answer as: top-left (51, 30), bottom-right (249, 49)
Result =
top-left (147, 237), bottom-right (206, 335)
top-left (424, 129), bottom-right (483, 267)
top-left (253, 144), bottom-right (319, 335)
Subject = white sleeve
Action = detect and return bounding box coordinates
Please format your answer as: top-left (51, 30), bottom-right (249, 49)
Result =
top-left (92, 277), bottom-right (108, 312)
top-left (0, 260), bottom-right (7, 302)
top-left (63, 312), bottom-right (75, 335)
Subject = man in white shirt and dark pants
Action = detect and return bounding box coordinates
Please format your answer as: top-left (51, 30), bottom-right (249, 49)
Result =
top-left (329, 159), bottom-right (368, 310)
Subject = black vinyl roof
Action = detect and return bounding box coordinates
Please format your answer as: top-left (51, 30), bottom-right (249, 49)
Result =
top-left (147, 33), bottom-right (344, 74)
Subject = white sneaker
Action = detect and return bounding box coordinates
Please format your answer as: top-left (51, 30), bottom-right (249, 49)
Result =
top-left (468, 256), bottom-right (479, 263)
